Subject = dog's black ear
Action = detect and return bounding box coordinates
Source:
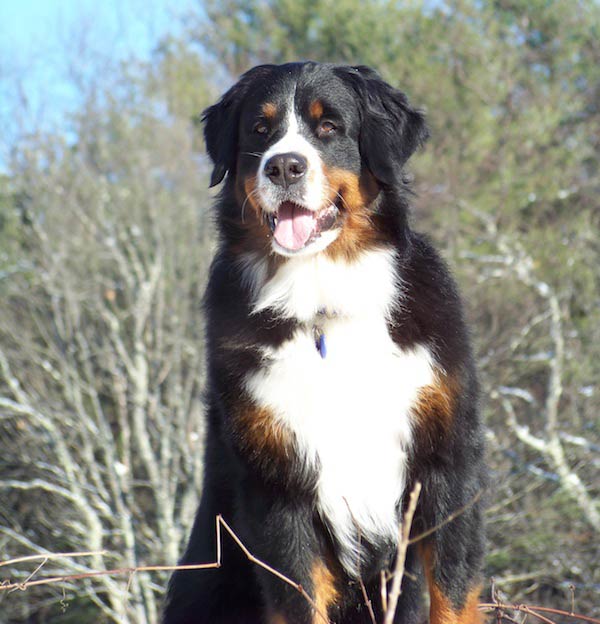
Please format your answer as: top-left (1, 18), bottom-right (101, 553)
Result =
top-left (201, 65), bottom-right (275, 187)
top-left (334, 65), bottom-right (429, 186)
top-left (202, 95), bottom-right (237, 187)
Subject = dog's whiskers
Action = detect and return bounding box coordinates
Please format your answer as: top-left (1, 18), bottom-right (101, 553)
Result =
top-left (323, 182), bottom-right (352, 213)
top-left (241, 181), bottom-right (261, 223)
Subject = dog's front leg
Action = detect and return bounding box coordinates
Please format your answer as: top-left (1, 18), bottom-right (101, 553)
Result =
top-left (235, 484), bottom-right (337, 624)
top-left (415, 466), bottom-right (486, 624)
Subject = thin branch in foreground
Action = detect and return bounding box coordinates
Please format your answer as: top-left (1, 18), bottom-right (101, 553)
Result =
top-left (408, 488), bottom-right (483, 546)
top-left (380, 569), bottom-right (388, 614)
top-left (0, 561), bottom-right (221, 593)
top-left (19, 559), bottom-right (51, 592)
top-left (382, 481), bottom-right (422, 624)
top-left (479, 602), bottom-right (600, 624)
top-left (358, 576), bottom-right (377, 624)
top-left (0, 515), bottom-right (330, 624)
top-left (3, 516), bottom-right (599, 624)
top-left (216, 516), bottom-right (330, 624)
top-left (0, 550), bottom-right (107, 568)
top-left (342, 496), bottom-right (376, 624)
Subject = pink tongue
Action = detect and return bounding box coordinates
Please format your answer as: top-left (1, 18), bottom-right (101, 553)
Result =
top-left (273, 203), bottom-right (316, 251)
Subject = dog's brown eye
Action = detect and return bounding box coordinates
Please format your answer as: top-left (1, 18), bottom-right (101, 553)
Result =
top-left (317, 120), bottom-right (337, 138)
top-left (253, 121), bottom-right (269, 135)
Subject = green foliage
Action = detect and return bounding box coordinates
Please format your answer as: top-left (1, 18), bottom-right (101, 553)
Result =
top-left (146, 36), bottom-right (219, 120)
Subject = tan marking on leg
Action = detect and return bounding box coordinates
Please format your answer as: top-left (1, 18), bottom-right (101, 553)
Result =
top-left (311, 559), bottom-right (339, 623)
top-left (428, 582), bottom-right (483, 624)
top-left (422, 544), bottom-right (483, 624)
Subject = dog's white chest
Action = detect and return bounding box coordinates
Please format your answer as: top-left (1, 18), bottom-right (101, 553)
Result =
top-left (242, 249), bottom-right (434, 575)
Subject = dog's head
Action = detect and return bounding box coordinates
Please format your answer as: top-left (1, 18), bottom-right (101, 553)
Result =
top-left (202, 62), bottom-right (428, 258)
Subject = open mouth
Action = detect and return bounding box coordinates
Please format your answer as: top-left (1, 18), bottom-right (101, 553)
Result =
top-left (266, 200), bottom-right (340, 252)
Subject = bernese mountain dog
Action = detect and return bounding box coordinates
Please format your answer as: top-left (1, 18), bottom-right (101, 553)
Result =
top-left (163, 62), bottom-right (486, 624)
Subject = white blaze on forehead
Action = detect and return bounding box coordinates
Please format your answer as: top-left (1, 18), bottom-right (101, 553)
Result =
top-left (257, 98), bottom-right (326, 213)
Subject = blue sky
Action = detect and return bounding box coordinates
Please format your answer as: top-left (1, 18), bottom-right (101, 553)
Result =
top-left (0, 0), bottom-right (194, 167)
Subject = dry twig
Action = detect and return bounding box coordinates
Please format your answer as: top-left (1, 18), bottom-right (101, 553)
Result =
top-left (0, 515), bottom-right (330, 624)
top-left (480, 602), bottom-right (600, 624)
top-left (0, 551), bottom-right (107, 568)
top-left (2, 511), bottom-right (598, 624)
top-left (382, 481), bottom-right (422, 624)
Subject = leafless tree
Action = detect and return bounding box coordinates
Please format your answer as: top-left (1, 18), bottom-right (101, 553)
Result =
top-left (457, 207), bottom-right (600, 610)
top-left (0, 89), bottom-right (214, 622)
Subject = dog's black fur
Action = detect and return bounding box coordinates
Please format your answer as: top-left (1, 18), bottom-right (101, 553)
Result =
top-left (163, 62), bottom-right (486, 624)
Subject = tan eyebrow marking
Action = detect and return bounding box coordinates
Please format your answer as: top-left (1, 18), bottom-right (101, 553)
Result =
top-left (262, 102), bottom-right (277, 119)
top-left (309, 99), bottom-right (324, 119)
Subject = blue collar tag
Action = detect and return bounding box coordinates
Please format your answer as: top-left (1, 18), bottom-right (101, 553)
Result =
top-left (317, 332), bottom-right (327, 359)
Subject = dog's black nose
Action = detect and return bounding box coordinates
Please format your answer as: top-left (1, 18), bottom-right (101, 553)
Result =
top-left (264, 152), bottom-right (307, 187)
